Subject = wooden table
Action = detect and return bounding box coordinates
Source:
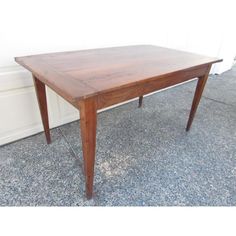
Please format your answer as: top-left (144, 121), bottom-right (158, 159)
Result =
top-left (15, 45), bottom-right (222, 199)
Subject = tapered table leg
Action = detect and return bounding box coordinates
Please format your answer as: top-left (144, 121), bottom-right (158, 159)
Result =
top-left (138, 96), bottom-right (143, 108)
top-left (33, 75), bottom-right (51, 144)
top-left (79, 98), bottom-right (97, 199)
top-left (186, 66), bottom-right (211, 131)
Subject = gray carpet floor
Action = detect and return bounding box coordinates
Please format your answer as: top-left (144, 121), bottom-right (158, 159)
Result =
top-left (0, 66), bottom-right (235, 206)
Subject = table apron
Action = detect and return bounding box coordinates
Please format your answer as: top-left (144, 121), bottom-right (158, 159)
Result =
top-left (96, 65), bottom-right (209, 109)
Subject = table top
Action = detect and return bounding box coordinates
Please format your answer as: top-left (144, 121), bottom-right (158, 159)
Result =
top-left (15, 45), bottom-right (222, 102)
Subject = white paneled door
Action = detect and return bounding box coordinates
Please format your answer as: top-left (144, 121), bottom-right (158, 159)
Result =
top-left (0, 66), bottom-right (79, 145)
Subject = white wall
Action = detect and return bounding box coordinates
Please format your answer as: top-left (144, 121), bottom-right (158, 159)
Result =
top-left (0, 0), bottom-right (235, 145)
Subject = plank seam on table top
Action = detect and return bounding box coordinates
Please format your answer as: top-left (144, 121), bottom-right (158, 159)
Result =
top-left (15, 45), bottom-right (222, 101)
top-left (16, 59), bottom-right (220, 102)
top-left (15, 57), bottom-right (99, 103)
top-left (45, 59), bottom-right (99, 94)
top-left (71, 62), bottom-right (219, 100)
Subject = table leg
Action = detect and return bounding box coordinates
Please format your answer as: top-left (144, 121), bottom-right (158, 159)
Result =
top-left (33, 75), bottom-right (51, 144)
top-left (186, 66), bottom-right (211, 131)
top-left (79, 98), bottom-right (97, 199)
top-left (138, 96), bottom-right (143, 108)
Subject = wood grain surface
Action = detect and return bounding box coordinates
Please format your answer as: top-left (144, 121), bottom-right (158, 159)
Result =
top-left (15, 45), bottom-right (222, 106)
